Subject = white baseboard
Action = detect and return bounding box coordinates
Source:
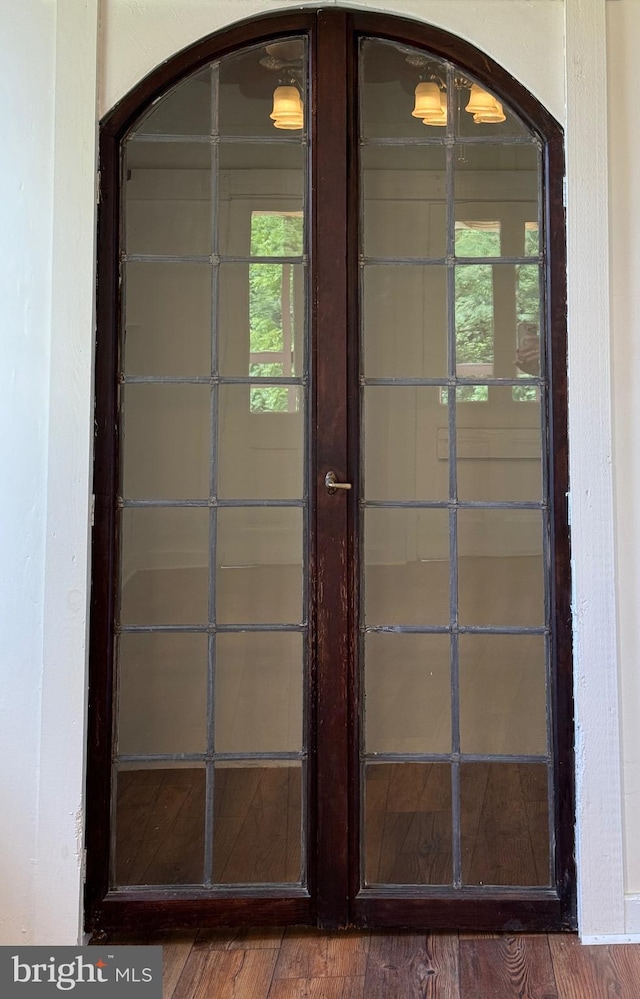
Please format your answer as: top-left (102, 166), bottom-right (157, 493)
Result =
top-left (580, 895), bottom-right (640, 944)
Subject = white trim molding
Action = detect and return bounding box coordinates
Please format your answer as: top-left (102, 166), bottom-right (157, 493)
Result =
top-left (35, 0), bottom-right (99, 945)
top-left (565, 0), bottom-right (626, 940)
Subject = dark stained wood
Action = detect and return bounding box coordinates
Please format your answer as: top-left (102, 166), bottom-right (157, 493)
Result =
top-left (273, 927), bottom-right (370, 980)
top-left (364, 932), bottom-right (460, 999)
top-left (549, 934), bottom-right (640, 999)
top-left (172, 946), bottom-right (278, 999)
top-left (312, 6), bottom-right (351, 929)
top-left (459, 935), bottom-right (558, 998)
top-left (195, 927), bottom-right (286, 951)
top-left (94, 929), bottom-right (640, 999)
top-left (269, 978), bottom-right (365, 999)
top-left (544, 133), bottom-right (575, 931)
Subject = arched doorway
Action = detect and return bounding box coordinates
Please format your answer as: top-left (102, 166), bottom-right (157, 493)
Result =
top-left (86, 8), bottom-right (574, 934)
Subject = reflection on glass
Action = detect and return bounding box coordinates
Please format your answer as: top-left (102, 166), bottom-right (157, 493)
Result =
top-left (365, 633), bottom-right (451, 754)
top-left (216, 507), bottom-right (303, 624)
top-left (122, 384), bottom-right (210, 499)
top-left (364, 763), bottom-right (452, 885)
top-left (218, 145), bottom-right (304, 256)
top-left (455, 85), bottom-right (527, 139)
top-left (215, 632), bottom-right (303, 752)
top-left (364, 387), bottom-right (447, 501)
top-left (454, 144), bottom-right (538, 207)
top-left (212, 762), bottom-right (302, 883)
top-left (120, 507), bottom-right (209, 625)
top-left (125, 263), bottom-right (211, 376)
top-left (456, 385), bottom-right (542, 501)
top-left (461, 762), bottom-right (550, 885)
top-left (363, 266), bottom-right (447, 379)
top-left (362, 145), bottom-right (446, 258)
top-left (115, 765), bottom-right (205, 886)
top-left (455, 265), bottom-right (494, 375)
top-left (218, 386), bottom-right (303, 499)
top-left (219, 38), bottom-right (307, 139)
top-left (125, 143), bottom-right (211, 256)
top-left (458, 509), bottom-right (545, 626)
top-left (459, 635), bottom-right (547, 755)
top-left (455, 221), bottom-right (500, 257)
top-left (118, 633), bottom-right (208, 755)
top-left (138, 70), bottom-right (211, 135)
top-left (365, 508), bottom-right (449, 626)
top-left (219, 262), bottom-right (304, 381)
top-left (360, 39), bottom-right (449, 139)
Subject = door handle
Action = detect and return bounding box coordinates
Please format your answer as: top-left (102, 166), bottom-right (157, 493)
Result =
top-left (324, 470), bottom-right (352, 495)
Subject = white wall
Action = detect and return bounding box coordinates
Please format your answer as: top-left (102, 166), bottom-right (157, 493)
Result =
top-left (1, 0), bottom-right (634, 944)
top-left (0, 0), bottom-right (56, 945)
top-left (0, 0), bottom-right (98, 945)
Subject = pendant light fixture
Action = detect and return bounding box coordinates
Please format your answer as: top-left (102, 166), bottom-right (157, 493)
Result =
top-left (261, 41), bottom-right (305, 131)
top-left (406, 52), bottom-right (506, 128)
top-left (412, 82), bottom-right (447, 126)
top-left (270, 84), bottom-right (304, 130)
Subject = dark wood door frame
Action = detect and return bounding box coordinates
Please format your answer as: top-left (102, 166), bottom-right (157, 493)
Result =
top-left (85, 7), bottom-right (574, 935)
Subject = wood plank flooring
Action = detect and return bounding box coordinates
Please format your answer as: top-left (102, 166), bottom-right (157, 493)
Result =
top-left (100, 927), bottom-right (640, 998)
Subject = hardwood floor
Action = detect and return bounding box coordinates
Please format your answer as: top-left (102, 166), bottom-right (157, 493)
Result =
top-left (99, 926), bottom-right (640, 998)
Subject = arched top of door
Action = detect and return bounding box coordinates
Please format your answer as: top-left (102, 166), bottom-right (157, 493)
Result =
top-left (101, 7), bottom-right (562, 147)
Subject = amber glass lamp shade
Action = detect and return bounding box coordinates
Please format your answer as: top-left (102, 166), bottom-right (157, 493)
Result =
top-left (464, 83), bottom-right (506, 123)
top-left (270, 85), bottom-right (304, 130)
top-left (411, 83), bottom-right (447, 125)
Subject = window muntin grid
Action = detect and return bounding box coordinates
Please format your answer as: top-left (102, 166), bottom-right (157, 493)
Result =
top-left (358, 37), bottom-right (552, 891)
top-left (112, 41), bottom-right (310, 890)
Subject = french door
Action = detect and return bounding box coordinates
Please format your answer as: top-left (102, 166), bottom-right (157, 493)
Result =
top-left (86, 8), bottom-right (574, 934)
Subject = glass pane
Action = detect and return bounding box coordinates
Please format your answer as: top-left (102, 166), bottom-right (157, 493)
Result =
top-left (459, 635), bottom-right (547, 755)
top-left (124, 263), bottom-right (211, 376)
top-left (365, 633), bottom-right (450, 754)
top-left (461, 762), bottom-right (550, 885)
top-left (114, 765), bottom-right (205, 886)
top-left (219, 39), bottom-right (307, 138)
top-left (458, 509), bottom-right (545, 626)
top-left (364, 763), bottom-right (452, 885)
top-left (216, 507), bottom-right (303, 624)
top-left (456, 385), bottom-right (543, 502)
top-left (455, 264), bottom-right (494, 372)
top-left (360, 39), bottom-right (449, 140)
top-left (219, 262), bottom-right (305, 378)
top-left (454, 145), bottom-right (538, 226)
top-left (120, 507), bottom-right (209, 625)
top-left (364, 387), bottom-right (448, 501)
top-left (218, 385), bottom-right (303, 499)
top-left (363, 266), bottom-right (447, 379)
top-left (121, 384), bottom-right (211, 499)
top-left (365, 508), bottom-right (449, 626)
top-left (125, 141), bottom-right (211, 255)
top-left (362, 146), bottom-right (446, 258)
top-left (214, 632), bottom-right (303, 752)
top-left (454, 82), bottom-right (528, 139)
top-left (455, 221), bottom-right (501, 257)
top-left (212, 762), bottom-right (302, 883)
top-left (117, 633), bottom-right (208, 755)
top-left (219, 146), bottom-right (304, 256)
top-left (137, 69), bottom-right (211, 135)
